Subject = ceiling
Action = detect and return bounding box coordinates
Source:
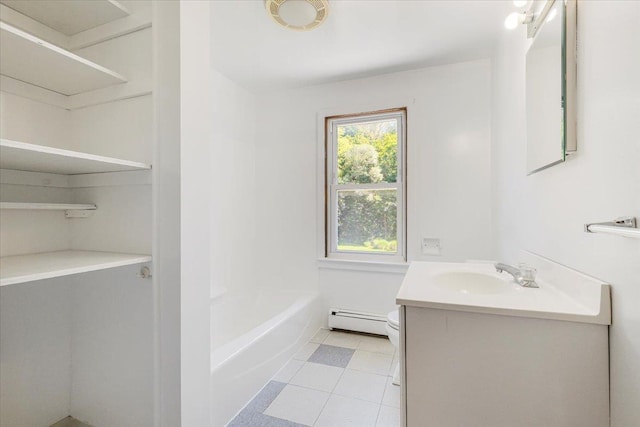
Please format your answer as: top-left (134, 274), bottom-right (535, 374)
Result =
top-left (210, 0), bottom-right (516, 91)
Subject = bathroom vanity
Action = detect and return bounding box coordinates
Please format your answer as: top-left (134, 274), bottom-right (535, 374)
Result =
top-left (396, 252), bottom-right (611, 427)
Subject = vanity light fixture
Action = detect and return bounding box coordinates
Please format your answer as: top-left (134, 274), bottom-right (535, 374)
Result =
top-left (265, 0), bottom-right (329, 31)
top-left (505, 0), bottom-right (534, 30)
top-left (504, 12), bottom-right (524, 30)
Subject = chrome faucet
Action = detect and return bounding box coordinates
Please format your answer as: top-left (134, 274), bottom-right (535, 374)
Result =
top-left (494, 263), bottom-right (539, 288)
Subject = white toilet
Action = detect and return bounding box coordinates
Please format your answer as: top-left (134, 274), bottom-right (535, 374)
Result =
top-left (386, 309), bottom-right (401, 385)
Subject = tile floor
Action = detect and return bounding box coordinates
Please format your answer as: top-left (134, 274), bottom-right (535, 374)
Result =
top-left (228, 329), bottom-right (400, 427)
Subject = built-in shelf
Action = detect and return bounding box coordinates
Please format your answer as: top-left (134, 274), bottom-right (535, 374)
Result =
top-left (0, 202), bottom-right (97, 210)
top-left (0, 139), bottom-right (151, 175)
top-left (0, 21), bottom-right (127, 95)
top-left (0, 250), bottom-right (152, 286)
top-left (0, 0), bottom-right (130, 36)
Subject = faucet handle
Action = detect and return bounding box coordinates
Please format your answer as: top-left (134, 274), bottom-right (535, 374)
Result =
top-left (517, 263), bottom-right (538, 287)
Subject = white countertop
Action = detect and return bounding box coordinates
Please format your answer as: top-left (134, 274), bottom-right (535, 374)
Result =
top-left (396, 255), bottom-right (611, 325)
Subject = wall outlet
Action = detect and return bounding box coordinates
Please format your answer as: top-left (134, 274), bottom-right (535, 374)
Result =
top-left (422, 238), bottom-right (441, 255)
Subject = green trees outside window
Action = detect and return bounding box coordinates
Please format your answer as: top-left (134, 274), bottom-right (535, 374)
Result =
top-left (336, 120), bottom-right (398, 253)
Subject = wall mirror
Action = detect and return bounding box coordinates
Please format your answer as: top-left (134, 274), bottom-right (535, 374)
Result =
top-left (525, 0), bottom-right (576, 175)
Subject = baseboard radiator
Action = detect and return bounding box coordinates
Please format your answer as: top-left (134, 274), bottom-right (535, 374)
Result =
top-left (328, 308), bottom-right (388, 336)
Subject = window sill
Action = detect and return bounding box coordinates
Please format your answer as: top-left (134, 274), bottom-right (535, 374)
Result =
top-left (317, 258), bottom-right (410, 274)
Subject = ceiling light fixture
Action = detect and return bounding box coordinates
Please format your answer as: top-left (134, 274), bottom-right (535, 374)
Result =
top-left (265, 0), bottom-right (329, 31)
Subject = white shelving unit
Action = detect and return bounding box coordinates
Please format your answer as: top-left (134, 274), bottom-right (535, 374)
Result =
top-left (0, 202), bottom-right (96, 210)
top-left (0, 21), bottom-right (127, 95)
top-left (0, 0), bottom-right (130, 36)
top-left (0, 139), bottom-right (151, 174)
top-left (0, 250), bottom-right (152, 287)
top-left (0, 2), bottom-right (155, 425)
top-left (0, 139), bottom-right (152, 285)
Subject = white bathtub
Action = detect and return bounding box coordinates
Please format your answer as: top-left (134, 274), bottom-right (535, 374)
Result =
top-left (210, 290), bottom-right (322, 426)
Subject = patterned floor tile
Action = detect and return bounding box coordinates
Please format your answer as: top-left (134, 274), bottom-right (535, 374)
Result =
top-left (381, 377), bottom-right (401, 408)
top-left (323, 331), bottom-right (362, 349)
top-left (375, 405), bottom-right (401, 427)
top-left (230, 331), bottom-right (400, 427)
top-left (228, 410), bottom-right (308, 427)
top-left (289, 362), bottom-right (344, 392)
top-left (273, 359), bottom-right (305, 383)
top-left (333, 369), bottom-right (388, 403)
top-left (264, 384), bottom-right (330, 426)
top-left (310, 328), bottom-right (331, 343)
top-left (357, 335), bottom-right (395, 355)
top-left (244, 381), bottom-right (288, 413)
top-left (308, 344), bottom-right (355, 368)
top-left (292, 342), bottom-right (320, 361)
top-left (314, 394), bottom-right (380, 427)
top-left (347, 350), bottom-right (393, 375)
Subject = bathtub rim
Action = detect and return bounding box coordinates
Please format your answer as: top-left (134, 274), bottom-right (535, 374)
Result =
top-left (210, 291), bottom-right (319, 371)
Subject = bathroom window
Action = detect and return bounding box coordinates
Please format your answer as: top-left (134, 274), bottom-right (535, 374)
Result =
top-left (325, 109), bottom-right (406, 262)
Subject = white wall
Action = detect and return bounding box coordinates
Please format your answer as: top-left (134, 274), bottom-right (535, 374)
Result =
top-left (152, 1), bottom-right (181, 424)
top-left (255, 60), bottom-right (493, 316)
top-left (69, 266), bottom-right (154, 427)
top-left (179, 2), bottom-right (212, 426)
top-left (0, 279), bottom-right (72, 427)
top-left (71, 26), bottom-right (153, 164)
top-left (210, 69), bottom-right (257, 298)
top-left (0, 179), bottom-right (72, 257)
top-left (70, 178), bottom-right (152, 254)
top-left (71, 95), bottom-right (153, 164)
top-left (0, 92), bottom-right (70, 149)
top-left (491, 2), bottom-right (640, 425)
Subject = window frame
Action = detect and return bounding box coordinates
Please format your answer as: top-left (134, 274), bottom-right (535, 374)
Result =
top-left (325, 108), bottom-right (407, 262)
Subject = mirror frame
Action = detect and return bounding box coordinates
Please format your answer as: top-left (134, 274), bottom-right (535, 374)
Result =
top-left (526, 0), bottom-right (577, 175)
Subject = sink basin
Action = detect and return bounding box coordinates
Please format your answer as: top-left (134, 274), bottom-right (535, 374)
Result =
top-left (433, 271), bottom-right (510, 294)
top-left (395, 255), bottom-right (612, 325)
